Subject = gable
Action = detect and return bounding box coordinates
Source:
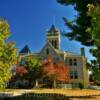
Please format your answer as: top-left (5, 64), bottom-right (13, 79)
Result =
top-left (39, 42), bottom-right (61, 61)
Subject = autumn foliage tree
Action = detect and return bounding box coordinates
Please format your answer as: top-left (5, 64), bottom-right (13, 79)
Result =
top-left (0, 18), bottom-right (17, 88)
top-left (17, 55), bottom-right (42, 87)
top-left (41, 55), bottom-right (69, 87)
top-left (16, 66), bottom-right (28, 77)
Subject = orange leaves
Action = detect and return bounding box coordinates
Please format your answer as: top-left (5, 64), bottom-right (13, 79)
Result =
top-left (42, 55), bottom-right (69, 82)
top-left (54, 64), bottom-right (69, 82)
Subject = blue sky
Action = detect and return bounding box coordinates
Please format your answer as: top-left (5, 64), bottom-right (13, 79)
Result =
top-left (0, 0), bottom-right (94, 61)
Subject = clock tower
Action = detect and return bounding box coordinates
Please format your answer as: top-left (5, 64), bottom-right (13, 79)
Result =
top-left (46, 25), bottom-right (60, 50)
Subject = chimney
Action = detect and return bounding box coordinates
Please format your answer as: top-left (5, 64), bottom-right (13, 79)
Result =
top-left (81, 48), bottom-right (85, 57)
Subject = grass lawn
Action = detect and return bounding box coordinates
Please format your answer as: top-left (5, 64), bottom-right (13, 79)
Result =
top-left (0, 89), bottom-right (100, 100)
top-left (0, 89), bottom-right (100, 95)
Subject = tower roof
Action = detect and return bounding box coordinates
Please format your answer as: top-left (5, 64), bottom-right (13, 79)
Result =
top-left (47, 24), bottom-right (59, 33)
top-left (19, 45), bottom-right (31, 54)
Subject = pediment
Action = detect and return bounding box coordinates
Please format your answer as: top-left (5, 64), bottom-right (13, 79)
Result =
top-left (39, 41), bottom-right (61, 61)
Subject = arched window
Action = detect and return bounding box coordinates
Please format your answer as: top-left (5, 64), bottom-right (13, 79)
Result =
top-left (46, 48), bottom-right (49, 55)
top-left (52, 40), bottom-right (54, 47)
top-left (74, 59), bottom-right (77, 66)
top-left (69, 59), bottom-right (72, 66)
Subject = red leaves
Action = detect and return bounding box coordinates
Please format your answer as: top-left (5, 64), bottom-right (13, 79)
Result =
top-left (16, 66), bottom-right (28, 77)
top-left (42, 55), bottom-right (69, 82)
top-left (54, 63), bottom-right (69, 82)
top-left (42, 62), bottom-right (55, 76)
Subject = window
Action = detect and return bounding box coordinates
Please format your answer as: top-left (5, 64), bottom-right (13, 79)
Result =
top-left (74, 71), bottom-right (78, 79)
top-left (73, 59), bottom-right (77, 66)
top-left (52, 40), bottom-right (54, 46)
top-left (69, 58), bottom-right (77, 66)
top-left (69, 59), bottom-right (72, 66)
top-left (70, 71), bottom-right (78, 79)
top-left (70, 71), bottom-right (73, 79)
top-left (46, 48), bottom-right (49, 55)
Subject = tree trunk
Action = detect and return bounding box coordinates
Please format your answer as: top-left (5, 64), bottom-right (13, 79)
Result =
top-left (35, 79), bottom-right (39, 87)
top-left (53, 80), bottom-right (56, 88)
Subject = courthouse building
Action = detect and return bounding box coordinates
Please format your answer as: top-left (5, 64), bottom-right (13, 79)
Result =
top-left (19, 24), bottom-right (89, 88)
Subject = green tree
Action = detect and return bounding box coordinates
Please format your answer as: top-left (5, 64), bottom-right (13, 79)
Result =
top-left (87, 4), bottom-right (100, 82)
top-left (57, 0), bottom-right (100, 82)
top-left (20, 55), bottom-right (42, 87)
top-left (57, 0), bottom-right (99, 46)
top-left (89, 60), bottom-right (100, 83)
top-left (0, 18), bottom-right (17, 88)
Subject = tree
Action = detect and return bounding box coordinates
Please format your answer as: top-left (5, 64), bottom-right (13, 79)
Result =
top-left (57, 0), bottom-right (99, 46)
top-left (16, 66), bottom-right (28, 77)
top-left (89, 60), bottom-right (100, 83)
top-left (19, 55), bottom-right (42, 87)
top-left (87, 4), bottom-right (100, 64)
top-left (41, 55), bottom-right (69, 88)
top-left (57, 0), bottom-right (100, 82)
top-left (0, 18), bottom-right (17, 88)
top-left (87, 4), bottom-right (100, 82)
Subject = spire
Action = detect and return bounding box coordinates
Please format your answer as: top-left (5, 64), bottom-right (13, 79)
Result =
top-left (47, 24), bottom-right (58, 33)
top-left (19, 45), bottom-right (31, 54)
top-left (46, 16), bottom-right (60, 33)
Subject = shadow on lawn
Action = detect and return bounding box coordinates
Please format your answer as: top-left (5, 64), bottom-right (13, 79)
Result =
top-left (70, 96), bottom-right (97, 100)
top-left (3, 93), bottom-right (98, 100)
